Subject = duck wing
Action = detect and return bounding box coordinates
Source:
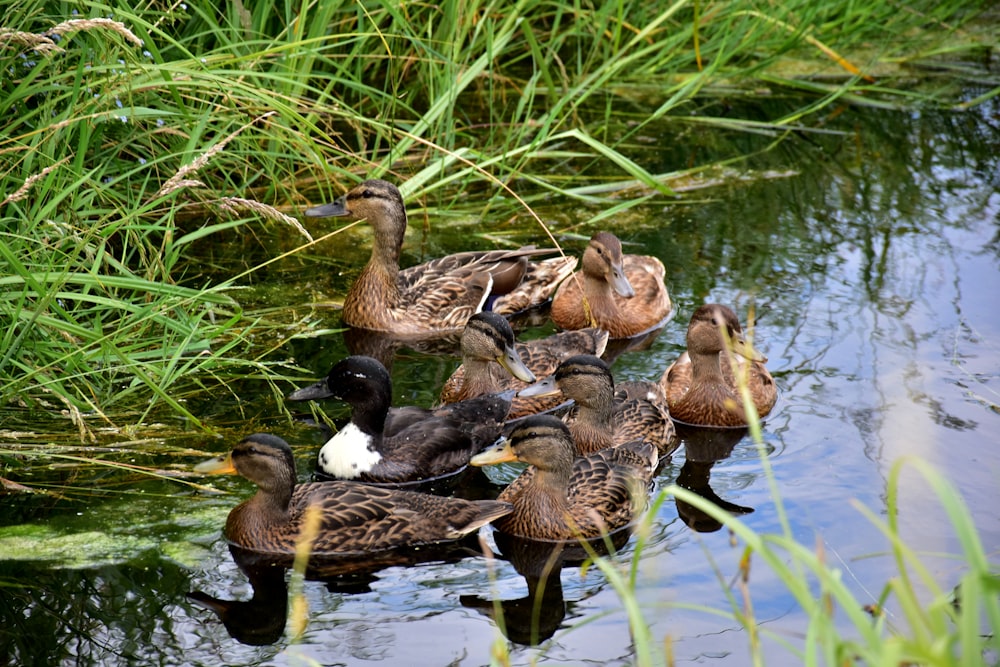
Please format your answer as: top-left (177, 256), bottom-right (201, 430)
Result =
top-left (613, 391), bottom-right (678, 459)
top-left (492, 255), bottom-right (578, 316)
top-left (292, 482), bottom-right (512, 553)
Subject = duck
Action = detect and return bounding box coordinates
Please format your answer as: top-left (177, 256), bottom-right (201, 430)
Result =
top-left (194, 433), bottom-right (512, 555)
top-left (286, 355), bottom-right (510, 484)
top-left (518, 354), bottom-right (676, 457)
top-left (469, 415), bottom-right (657, 541)
top-left (659, 303), bottom-right (777, 427)
top-left (439, 311), bottom-right (609, 418)
top-left (550, 231), bottom-right (671, 339)
top-left (305, 179), bottom-right (577, 335)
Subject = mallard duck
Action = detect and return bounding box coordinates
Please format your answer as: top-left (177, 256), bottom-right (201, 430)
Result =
top-left (550, 231), bottom-right (671, 339)
top-left (286, 355), bottom-right (510, 484)
top-left (518, 354), bottom-right (676, 457)
top-left (660, 303), bottom-right (777, 427)
top-left (439, 312), bottom-right (609, 418)
top-left (470, 415), bottom-right (656, 541)
top-left (195, 434), bottom-right (512, 555)
top-left (305, 179), bottom-right (577, 335)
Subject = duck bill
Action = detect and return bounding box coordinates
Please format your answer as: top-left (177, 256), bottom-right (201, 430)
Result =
top-left (497, 346), bottom-right (536, 383)
top-left (286, 380), bottom-right (335, 401)
top-left (516, 374), bottom-right (559, 398)
top-left (194, 452), bottom-right (237, 475)
top-left (304, 195), bottom-right (349, 218)
top-left (610, 265), bottom-right (635, 298)
top-left (470, 440), bottom-right (518, 467)
top-left (730, 335), bottom-right (768, 363)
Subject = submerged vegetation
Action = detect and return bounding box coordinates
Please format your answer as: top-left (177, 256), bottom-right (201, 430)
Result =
top-left (1, 0), bottom-right (995, 433)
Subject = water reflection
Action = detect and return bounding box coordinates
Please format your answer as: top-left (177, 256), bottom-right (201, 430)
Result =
top-left (673, 425), bottom-right (755, 533)
top-left (342, 325), bottom-right (462, 371)
top-left (461, 529), bottom-right (633, 646)
top-left (187, 536), bottom-right (488, 646)
top-left (4, 97), bottom-right (999, 666)
top-left (188, 555), bottom-right (288, 646)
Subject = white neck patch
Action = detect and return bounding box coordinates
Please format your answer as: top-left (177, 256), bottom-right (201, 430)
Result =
top-left (317, 422), bottom-right (383, 479)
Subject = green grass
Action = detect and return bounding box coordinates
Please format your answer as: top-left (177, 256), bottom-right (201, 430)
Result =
top-left (530, 456), bottom-right (1000, 667)
top-left (1, 0), bottom-right (996, 434)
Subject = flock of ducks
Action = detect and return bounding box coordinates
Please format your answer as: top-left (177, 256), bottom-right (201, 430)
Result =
top-left (195, 178), bottom-right (778, 559)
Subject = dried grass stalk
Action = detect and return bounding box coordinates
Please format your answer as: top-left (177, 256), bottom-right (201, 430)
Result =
top-left (218, 197), bottom-right (313, 242)
top-left (156, 111), bottom-right (276, 198)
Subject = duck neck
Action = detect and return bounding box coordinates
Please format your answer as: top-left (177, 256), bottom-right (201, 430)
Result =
top-left (690, 349), bottom-right (728, 386)
top-left (226, 474), bottom-right (294, 540)
top-left (582, 274), bottom-right (619, 325)
top-left (348, 213), bottom-right (406, 313)
top-left (570, 399), bottom-right (615, 454)
top-left (521, 468), bottom-right (572, 516)
top-left (461, 358), bottom-right (501, 398)
top-left (348, 387), bottom-right (391, 439)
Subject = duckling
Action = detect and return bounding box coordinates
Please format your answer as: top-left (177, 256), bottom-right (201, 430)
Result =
top-left (286, 355), bottom-right (509, 484)
top-left (439, 312), bottom-right (609, 418)
top-left (550, 231), bottom-right (671, 338)
top-left (470, 415), bottom-right (656, 541)
top-left (518, 354), bottom-right (676, 457)
top-left (660, 303), bottom-right (777, 427)
top-left (306, 179), bottom-right (577, 334)
top-left (195, 434), bottom-right (512, 554)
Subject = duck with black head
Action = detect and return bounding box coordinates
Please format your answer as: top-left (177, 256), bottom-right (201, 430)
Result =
top-left (287, 355), bottom-right (511, 484)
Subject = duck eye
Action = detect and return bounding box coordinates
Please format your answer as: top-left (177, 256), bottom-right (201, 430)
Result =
top-left (362, 189), bottom-right (374, 198)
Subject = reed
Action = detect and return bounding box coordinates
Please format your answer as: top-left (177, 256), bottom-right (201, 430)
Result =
top-left (1, 0), bottom-right (994, 435)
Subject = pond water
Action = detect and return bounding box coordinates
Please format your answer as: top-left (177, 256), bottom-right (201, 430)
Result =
top-left (2, 95), bottom-right (999, 666)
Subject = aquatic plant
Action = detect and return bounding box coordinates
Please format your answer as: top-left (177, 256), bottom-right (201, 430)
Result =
top-left (2, 0), bottom-right (993, 431)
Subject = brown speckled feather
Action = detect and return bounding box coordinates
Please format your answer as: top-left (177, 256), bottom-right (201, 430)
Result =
top-left (551, 232), bottom-right (671, 339)
top-left (471, 416), bottom-right (656, 541)
top-left (307, 179), bottom-right (574, 334)
top-left (201, 434), bottom-right (512, 555)
top-left (441, 315), bottom-right (608, 418)
top-left (660, 304), bottom-right (777, 427)
top-left (538, 355), bottom-right (677, 457)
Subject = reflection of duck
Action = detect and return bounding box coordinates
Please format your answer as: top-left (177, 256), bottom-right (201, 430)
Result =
top-left (661, 304), bottom-right (777, 427)
top-left (440, 312), bottom-right (608, 418)
top-left (187, 553), bottom-right (288, 646)
top-left (189, 532), bottom-right (490, 645)
top-left (470, 415), bottom-right (657, 541)
top-left (551, 232), bottom-right (672, 339)
top-left (287, 355), bottom-right (509, 483)
top-left (460, 529), bottom-right (632, 645)
top-left (519, 355), bottom-right (677, 457)
top-left (305, 179), bottom-right (576, 334)
top-left (341, 325), bottom-right (463, 372)
top-left (673, 424), bottom-right (754, 533)
top-left (194, 433), bottom-right (512, 554)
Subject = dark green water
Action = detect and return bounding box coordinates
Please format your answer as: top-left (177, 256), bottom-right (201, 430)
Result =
top-left (2, 96), bottom-right (998, 666)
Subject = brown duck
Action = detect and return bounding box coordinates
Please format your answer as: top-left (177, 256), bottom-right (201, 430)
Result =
top-left (195, 433), bottom-right (512, 555)
top-left (551, 231), bottom-right (671, 338)
top-left (660, 303), bottom-right (777, 427)
top-left (519, 354), bottom-right (677, 457)
top-left (439, 312), bottom-right (609, 418)
top-left (470, 415), bottom-right (657, 541)
top-left (305, 179), bottom-right (577, 335)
